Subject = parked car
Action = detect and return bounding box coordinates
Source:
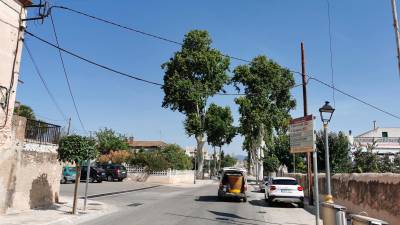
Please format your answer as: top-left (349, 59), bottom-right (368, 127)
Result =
top-left (99, 164), bottom-right (127, 182)
top-left (264, 177), bottom-right (304, 207)
top-left (60, 166), bottom-right (76, 184)
top-left (80, 166), bottom-right (106, 183)
top-left (217, 167), bottom-right (247, 202)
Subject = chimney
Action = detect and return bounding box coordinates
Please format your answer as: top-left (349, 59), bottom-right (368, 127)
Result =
top-left (129, 136), bottom-right (134, 142)
top-left (349, 130), bottom-right (352, 136)
top-left (373, 120), bottom-right (377, 130)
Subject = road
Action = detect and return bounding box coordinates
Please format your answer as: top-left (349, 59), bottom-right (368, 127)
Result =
top-left (60, 181), bottom-right (317, 225)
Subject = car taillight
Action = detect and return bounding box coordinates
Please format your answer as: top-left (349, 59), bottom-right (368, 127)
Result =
top-left (270, 186), bottom-right (276, 191)
top-left (297, 186), bottom-right (303, 191)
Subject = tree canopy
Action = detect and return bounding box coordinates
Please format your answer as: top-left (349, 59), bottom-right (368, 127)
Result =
top-left (162, 30), bottom-right (230, 176)
top-left (205, 103), bottom-right (236, 148)
top-left (161, 144), bottom-right (192, 170)
top-left (14, 104), bottom-right (35, 120)
top-left (58, 135), bottom-right (97, 165)
top-left (95, 128), bottom-right (129, 154)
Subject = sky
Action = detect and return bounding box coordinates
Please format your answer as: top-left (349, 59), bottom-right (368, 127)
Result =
top-left (14, 0), bottom-right (400, 156)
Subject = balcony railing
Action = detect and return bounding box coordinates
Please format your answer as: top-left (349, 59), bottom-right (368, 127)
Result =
top-left (25, 119), bottom-right (61, 144)
top-left (354, 137), bottom-right (400, 143)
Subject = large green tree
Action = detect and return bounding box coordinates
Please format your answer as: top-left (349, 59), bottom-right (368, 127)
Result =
top-left (205, 103), bottom-right (236, 174)
top-left (95, 128), bottom-right (129, 154)
top-left (220, 151), bottom-right (237, 167)
top-left (233, 55), bottom-right (296, 177)
top-left (316, 131), bottom-right (352, 173)
top-left (161, 144), bottom-right (192, 170)
top-left (58, 135), bottom-right (97, 214)
top-left (14, 104), bottom-right (35, 120)
top-left (162, 30), bottom-right (230, 178)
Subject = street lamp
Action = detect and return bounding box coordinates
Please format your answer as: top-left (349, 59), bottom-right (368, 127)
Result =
top-left (319, 101), bottom-right (335, 203)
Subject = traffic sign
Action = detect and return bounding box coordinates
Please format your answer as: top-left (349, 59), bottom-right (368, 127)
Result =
top-left (289, 115), bottom-right (314, 153)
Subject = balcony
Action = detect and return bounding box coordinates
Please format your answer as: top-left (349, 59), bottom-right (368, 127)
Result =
top-left (12, 115), bottom-right (61, 144)
top-left (354, 137), bottom-right (400, 144)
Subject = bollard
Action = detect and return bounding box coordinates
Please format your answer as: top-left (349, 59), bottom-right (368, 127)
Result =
top-left (321, 202), bottom-right (347, 225)
top-left (350, 215), bottom-right (389, 225)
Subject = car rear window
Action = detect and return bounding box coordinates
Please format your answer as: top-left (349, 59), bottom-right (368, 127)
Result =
top-left (272, 179), bottom-right (298, 185)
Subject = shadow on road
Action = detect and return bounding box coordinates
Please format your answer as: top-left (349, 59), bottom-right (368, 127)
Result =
top-left (166, 212), bottom-right (275, 225)
top-left (195, 195), bottom-right (241, 202)
top-left (249, 199), bottom-right (296, 208)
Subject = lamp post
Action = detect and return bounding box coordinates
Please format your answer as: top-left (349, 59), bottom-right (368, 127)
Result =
top-left (319, 101), bottom-right (335, 203)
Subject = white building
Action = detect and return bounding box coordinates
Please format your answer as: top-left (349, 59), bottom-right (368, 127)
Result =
top-left (350, 127), bottom-right (400, 158)
top-left (185, 146), bottom-right (213, 160)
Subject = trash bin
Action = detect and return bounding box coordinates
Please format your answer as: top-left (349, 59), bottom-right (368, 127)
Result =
top-left (350, 214), bottom-right (389, 225)
top-left (321, 202), bottom-right (347, 225)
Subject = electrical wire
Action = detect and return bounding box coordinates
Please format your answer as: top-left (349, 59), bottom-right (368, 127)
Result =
top-left (24, 42), bottom-right (68, 121)
top-left (309, 77), bottom-right (400, 120)
top-left (25, 30), bottom-right (400, 121)
top-left (326, 0), bottom-right (336, 106)
top-left (49, 13), bottom-right (86, 133)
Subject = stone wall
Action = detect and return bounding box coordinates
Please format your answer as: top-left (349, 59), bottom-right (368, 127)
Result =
top-left (286, 173), bottom-right (400, 224)
top-left (0, 141), bottom-right (61, 214)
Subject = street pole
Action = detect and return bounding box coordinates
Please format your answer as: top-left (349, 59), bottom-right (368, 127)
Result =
top-left (391, 0), bottom-right (400, 76)
top-left (324, 123), bottom-right (332, 202)
top-left (194, 150), bottom-right (197, 184)
top-left (301, 42), bottom-right (314, 205)
top-left (67, 117), bottom-right (71, 135)
top-left (312, 142), bottom-right (320, 225)
top-left (83, 159), bottom-right (91, 211)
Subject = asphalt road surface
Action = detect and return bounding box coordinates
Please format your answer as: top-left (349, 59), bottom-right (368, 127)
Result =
top-left (60, 181), bottom-right (317, 225)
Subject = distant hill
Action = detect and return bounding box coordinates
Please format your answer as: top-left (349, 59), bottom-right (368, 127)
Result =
top-left (234, 154), bottom-right (246, 161)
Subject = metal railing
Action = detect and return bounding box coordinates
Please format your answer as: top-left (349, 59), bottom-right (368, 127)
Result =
top-left (354, 137), bottom-right (400, 143)
top-left (25, 119), bottom-right (61, 144)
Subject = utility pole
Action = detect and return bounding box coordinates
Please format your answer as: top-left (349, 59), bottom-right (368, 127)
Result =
top-left (66, 117), bottom-right (71, 135)
top-left (391, 0), bottom-right (400, 76)
top-left (301, 42), bottom-right (314, 205)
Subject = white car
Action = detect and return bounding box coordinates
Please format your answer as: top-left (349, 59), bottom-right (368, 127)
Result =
top-left (264, 177), bottom-right (304, 208)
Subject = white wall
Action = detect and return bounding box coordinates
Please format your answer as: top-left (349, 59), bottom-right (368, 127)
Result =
top-left (0, 0), bottom-right (27, 148)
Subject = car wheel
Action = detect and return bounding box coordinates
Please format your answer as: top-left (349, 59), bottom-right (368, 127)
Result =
top-left (298, 202), bottom-right (304, 208)
top-left (267, 197), bottom-right (274, 207)
top-left (118, 178), bottom-right (123, 182)
top-left (97, 179), bottom-right (103, 183)
top-left (107, 175), bottom-right (113, 182)
top-left (89, 177), bottom-right (95, 183)
top-left (60, 177), bottom-right (66, 184)
top-left (243, 196), bottom-right (247, 202)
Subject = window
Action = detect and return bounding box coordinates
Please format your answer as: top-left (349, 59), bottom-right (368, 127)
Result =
top-left (382, 132), bottom-right (388, 138)
top-left (272, 179), bottom-right (298, 185)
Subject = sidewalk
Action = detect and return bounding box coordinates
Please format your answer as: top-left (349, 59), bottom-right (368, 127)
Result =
top-left (0, 196), bottom-right (116, 225)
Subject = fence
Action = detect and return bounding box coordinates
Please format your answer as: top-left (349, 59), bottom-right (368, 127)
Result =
top-left (125, 165), bottom-right (195, 184)
top-left (25, 119), bottom-right (61, 144)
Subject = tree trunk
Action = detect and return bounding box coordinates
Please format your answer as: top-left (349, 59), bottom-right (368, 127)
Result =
top-left (217, 146), bottom-right (222, 172)
top-left (213, 146), bottom-right (217, 176)
top-left (195, 135), bottom-right (205, 179)
top-left (72, 164), bottom-right (81, 214)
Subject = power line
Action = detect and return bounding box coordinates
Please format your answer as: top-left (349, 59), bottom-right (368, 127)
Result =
top-left (326, 0), bottom-right (336, 106)
top-left (309, 77), bottom-right (400, 120)
top-left (50, 13), bottom-right (86, 132)
top-left (25, 30), bottom-right (400, 120)
top-left (24, 42), bottom-right (68, 121)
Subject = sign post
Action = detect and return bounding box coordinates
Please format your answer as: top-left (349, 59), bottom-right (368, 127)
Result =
top-left (290, 115), bottom-right (319, 225)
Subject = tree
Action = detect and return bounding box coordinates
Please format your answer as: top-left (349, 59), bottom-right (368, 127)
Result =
top-left (205, 103), bottom-right (236, 174)
top-left (97, 150), bottom-right (132, 164)
top-left (57, 135), bottom-right (97, 214)
top-left (268, 134), bottom-right (306, 173)
top-left (220, 153), bottom-right (237, 167)
top-left (379, 155), bottom-right (393, 173)
top-left (95, 128), bottom-right (129, 154)
top-left (161, 144), bottom-right (192, 170)
top-left (393, 154), bottom-right (400, 173)
top-left (162, 30), bottom-right (230, 178)
top-left (14, 104), bottom-right (35, 120)
top-left (316, 131), bottom-right (352, 173)
top-left (233, 55), bottom-right (296, 177)
top-left (353, 148), bottom-right (380, 173)
top-left (263, 152), bottom-right (280, 174)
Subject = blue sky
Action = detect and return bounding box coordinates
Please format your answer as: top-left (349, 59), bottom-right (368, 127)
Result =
top-left (17, 0), bottom-right (400, 156)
